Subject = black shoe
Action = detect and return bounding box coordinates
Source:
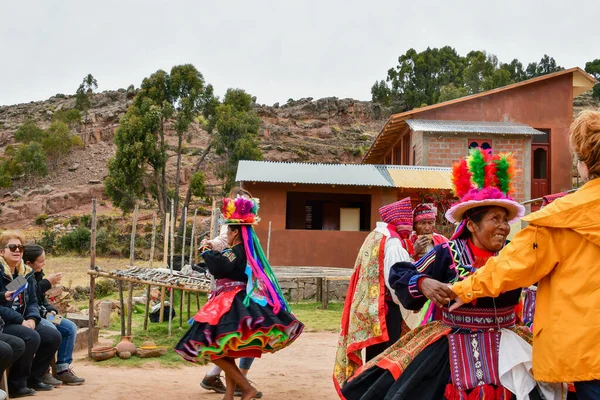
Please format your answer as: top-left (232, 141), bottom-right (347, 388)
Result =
top-left (30, 380), bottom-right (53, 391)
top-left (9, 387), bottom-right (35, 398)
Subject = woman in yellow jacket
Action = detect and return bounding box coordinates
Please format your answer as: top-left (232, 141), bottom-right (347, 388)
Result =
top-left (451, 110), bottom-right (600, 400)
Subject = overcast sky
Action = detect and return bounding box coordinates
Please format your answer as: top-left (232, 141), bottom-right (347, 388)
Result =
top-left (1, 0), bottom-right (598, 107)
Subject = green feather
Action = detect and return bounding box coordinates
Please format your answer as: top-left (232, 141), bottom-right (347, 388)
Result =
top-left (467, 148), bottom-right (486, 189)
top-left (494, 155), bottom-right (510, 194)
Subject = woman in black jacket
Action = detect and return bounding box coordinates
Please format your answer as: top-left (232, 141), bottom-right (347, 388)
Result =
top-left (0, 231), bottom-right (61, 397)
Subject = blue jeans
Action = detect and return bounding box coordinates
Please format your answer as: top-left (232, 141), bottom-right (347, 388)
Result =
top-left (239, 357), bottom-right (254, 370)
top-left (574, 380), bottom-right (600, 400)
top-left (39, 317), bottom-right (77, 371)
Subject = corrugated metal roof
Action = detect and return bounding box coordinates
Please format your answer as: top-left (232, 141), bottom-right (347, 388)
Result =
top-left (406, 119), bottom-right (545, 135)
top-left (384, 166), bottom-right (453, 189)
top-left (236, 160), bottom-right (394, 187)
top-left (236, 160), bottom-right (453, 189)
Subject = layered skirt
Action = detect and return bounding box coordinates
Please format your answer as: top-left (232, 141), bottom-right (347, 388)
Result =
top-left (175, 283), bottom-right (304, 364)
top-left (340, 306), bottom-right (563, 400)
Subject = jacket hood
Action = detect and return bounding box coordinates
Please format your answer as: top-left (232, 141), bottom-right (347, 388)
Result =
top-left (523, 178), bottom-right (600, 247)
top-left (0, 256), bottom-right (33, 280)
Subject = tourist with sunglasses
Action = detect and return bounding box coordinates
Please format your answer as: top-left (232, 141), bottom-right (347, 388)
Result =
top-left (0, 231), bottom-right (61, 398)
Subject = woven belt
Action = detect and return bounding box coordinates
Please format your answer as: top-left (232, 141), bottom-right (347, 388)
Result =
top-left (442, 306), bottom-right (516, 329)
top-left (215, 279), bottom-right (245, 295)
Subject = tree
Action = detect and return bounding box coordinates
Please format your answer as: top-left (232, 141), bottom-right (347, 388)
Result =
top-left (75, 74), bottom-right (98, 148)
top-left (371, 80), bottom-right (391, 105)
top-left (189, 171), bottom-right (207, 198)
top-left (585, 59), bottom-right (600, 99)
top-left (14, 143), bottom-right (47, 180)
top-left (14, 120), bottom-right (46, 143)
top-left (213, 89), bottom-right (262, 194)
top-left (52, 109), bottom-right (82, 129)
top-left (438, 83), bottom-right (468, 102)
top-left (42, 121), bottom-right (75, 168)
top-left (106, 65), bottom-right (215, 232)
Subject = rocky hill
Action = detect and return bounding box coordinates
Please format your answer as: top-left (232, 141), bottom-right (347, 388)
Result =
top-left (0, 90), bottom-right (387, 226)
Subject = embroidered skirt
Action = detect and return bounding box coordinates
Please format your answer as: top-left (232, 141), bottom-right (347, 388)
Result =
top-left (175, 284), bottom-right (303, 364)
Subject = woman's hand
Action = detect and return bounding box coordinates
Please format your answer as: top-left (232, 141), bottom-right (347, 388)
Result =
top-left (22, 319), bottom-right (35, 330)
top-left (419, 278), bottom-right (455, 307)
top-left (47, 272), bottom-right (63, 286)
top-left (4, 291), bottom-right (15, 302)
top-left (449, 298), bottom-right (466, 312)
top-left (413, 236), bottom-right (431, 257)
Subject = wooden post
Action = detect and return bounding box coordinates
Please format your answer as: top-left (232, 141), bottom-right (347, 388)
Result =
top-left (321, 278), bottom-right (329, 310)
top-left (87, 199), bottom-right (97, 358)
top-left (119, 281), bottom-right (125, 336)
top-left (187, 291), bottom-right (191, 320)
top-left (143, 284), bottom-right (151, 331)
top-left (196, 292), bottom-right (200, 311)
top-left (127, 204), bottom-right (138, 336)
top-left (179, 208), bottom-right (187, 329)
top-left (209, 199), bottom-right (216, 239)
top-left (267, 221), bottom-right (272, 261)
top-left (149, 214), bottom-right (157, 268)
top-left (168, 201), bottom-right (175, 336)
top-left (159, 212), bottom-right (170, 323)
top-left (189, 209), bottom-right (197, 264)
top-left (129, 204), bottom-right (139, 267)
top-left (316, 277), bottom-right (323, 302)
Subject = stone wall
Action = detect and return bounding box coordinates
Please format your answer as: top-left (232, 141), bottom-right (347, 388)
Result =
top-left (278, 278), bottom-right (349, 302)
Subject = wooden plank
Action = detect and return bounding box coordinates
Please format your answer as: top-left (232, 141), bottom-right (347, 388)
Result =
top-left (143, 285), bottom-right (151, 331)
top-left (149, 214), bottom-right (157, 268)
top-left (87, 199), bottom-right (97, 358)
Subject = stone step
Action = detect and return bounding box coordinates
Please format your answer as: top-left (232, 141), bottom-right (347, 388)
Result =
top-left (67, 313), bottom-right (92, 329)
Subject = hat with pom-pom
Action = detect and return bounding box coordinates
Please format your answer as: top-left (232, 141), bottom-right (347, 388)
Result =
top-left (445, 148), bottom-right (525, 239)
top-left (221, 196), bottom-right (260, 225)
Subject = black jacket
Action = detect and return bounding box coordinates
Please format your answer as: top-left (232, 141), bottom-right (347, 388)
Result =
top-left (0, 260), bottom-right (41, 325)
top-left (202, 244), bottom-right (248, 282)
top-left (34, 271), bottom-right (58, 318)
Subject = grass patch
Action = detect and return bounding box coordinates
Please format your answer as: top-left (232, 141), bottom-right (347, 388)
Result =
top-left (291, 302), bottom-right (342, 332)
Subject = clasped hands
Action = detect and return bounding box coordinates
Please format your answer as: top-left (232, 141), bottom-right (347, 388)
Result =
top-left (419, 278), bottom-right (465, 311)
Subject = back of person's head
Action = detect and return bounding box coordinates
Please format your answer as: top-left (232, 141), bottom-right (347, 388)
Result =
top-left (228, 187), bottom-right (253, 199)
top-left (0, 230), bottom-right (25, 249)
top-left (23, 244), bottom-right (44, 265)
top-left (571, 110), bottom-right (600, 180)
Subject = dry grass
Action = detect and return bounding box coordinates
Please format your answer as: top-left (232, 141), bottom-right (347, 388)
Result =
top-left (44, 256), bottom-right (155, 288)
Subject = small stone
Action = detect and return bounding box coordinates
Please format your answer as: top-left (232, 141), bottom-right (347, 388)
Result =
top-left (88, 179), bottom-right (101, 185)
top-left (68, 163), bottom-right (80, 172)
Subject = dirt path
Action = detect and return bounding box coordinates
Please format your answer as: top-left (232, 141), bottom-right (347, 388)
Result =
top-left (31, 332), bottom-right (339, 400)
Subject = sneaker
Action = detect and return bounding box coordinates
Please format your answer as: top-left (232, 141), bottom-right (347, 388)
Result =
top-left (200, 374), bottom-right (226, 394)
top-left (41, 372), bottom-right (63, 387)
top-left (55, 368), bottom-right (85, 385)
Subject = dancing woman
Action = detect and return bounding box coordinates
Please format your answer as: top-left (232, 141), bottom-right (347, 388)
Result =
top-left (175, 196), bottom-right (304, 400)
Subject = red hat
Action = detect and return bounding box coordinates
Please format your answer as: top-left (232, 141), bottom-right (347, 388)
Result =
top-left (413, 204), bottom-right (436, 223)
top-left (379, 197), bottom-right (413, 235)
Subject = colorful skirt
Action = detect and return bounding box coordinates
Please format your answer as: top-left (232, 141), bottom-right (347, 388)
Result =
top-left (341, 307), bottom-right (542, 400)
top-left (175, 286), bottom-right (304, 364)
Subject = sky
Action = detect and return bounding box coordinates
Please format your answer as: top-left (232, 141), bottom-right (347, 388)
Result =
top-left (1, 0), bottom-right (598, 107)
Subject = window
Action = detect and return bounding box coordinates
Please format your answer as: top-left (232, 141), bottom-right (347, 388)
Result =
top-left (468, 139), bottom-right (492, 151)
top-left (286, 192), bottom-right (371, 231)
top-left (533, 129), bottom-right (550, 144)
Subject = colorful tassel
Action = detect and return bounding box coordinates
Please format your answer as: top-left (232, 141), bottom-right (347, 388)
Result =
top-left (451, 159), bottom-right (472, 198)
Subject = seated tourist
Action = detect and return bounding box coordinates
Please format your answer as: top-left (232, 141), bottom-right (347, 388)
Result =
top-left (0, 231), bottom-right (61, 397)
top-left (23, 244), bottom-right (85, 386)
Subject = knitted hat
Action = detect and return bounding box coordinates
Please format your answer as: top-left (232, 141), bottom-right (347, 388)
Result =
top-left (413, 204), bottom-right (437, 223)
top-left (220, 196), bottom-right (260, 225)
top-left (379, 197), bottom-right (413, 235)
top-left (445, 148), bottom-right (525, 239)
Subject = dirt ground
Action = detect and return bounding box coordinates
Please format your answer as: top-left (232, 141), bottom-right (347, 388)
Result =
top-left (30, 332), bottom-right (339, 400)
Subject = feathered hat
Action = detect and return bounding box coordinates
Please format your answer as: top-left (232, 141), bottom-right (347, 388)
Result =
top-left (220, 196), bottom-right (260, 225)
top-left (445, 148), bottom-right (525, 227)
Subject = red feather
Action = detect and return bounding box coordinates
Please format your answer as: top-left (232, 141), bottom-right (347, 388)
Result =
top-left (484, 150), bottom-right (499, 188)
top-left (451, 159), bottom-right (472, 198)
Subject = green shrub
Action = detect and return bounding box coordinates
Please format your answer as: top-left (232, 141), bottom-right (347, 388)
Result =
top-left (95, 279), bottom-right (115, 298)
top-left (35, 214), bottom-right (48, 225)
top-left (80, 214), bottom-right (91, 228)
top-left (59, 226), bottom-right (91, 254)
top-left (38, 230), bottom-right (57, 254)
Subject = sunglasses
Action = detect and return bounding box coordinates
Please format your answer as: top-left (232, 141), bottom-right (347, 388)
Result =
top-left (5, 244), bottom-right (24, 253)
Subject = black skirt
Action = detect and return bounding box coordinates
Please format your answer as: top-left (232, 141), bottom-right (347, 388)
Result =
top-left (175, 290), bottom-right (303, 364)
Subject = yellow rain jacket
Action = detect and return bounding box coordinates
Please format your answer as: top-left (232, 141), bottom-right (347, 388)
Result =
top-left (453, 178), bottom-right (600, 383)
